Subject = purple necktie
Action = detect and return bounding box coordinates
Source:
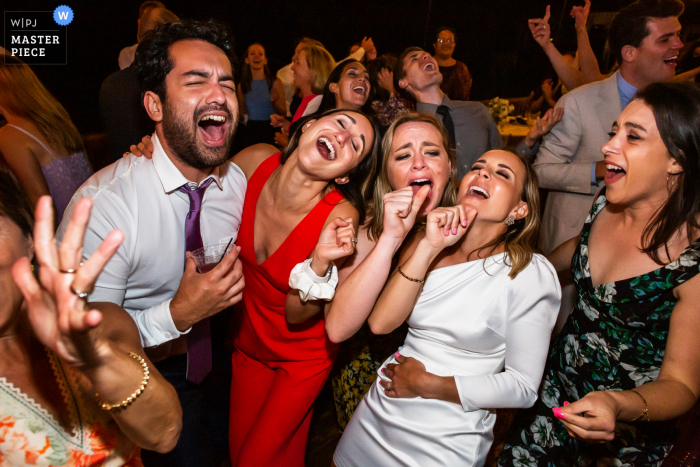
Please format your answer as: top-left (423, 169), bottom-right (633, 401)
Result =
top-left (179, 178), bottom-right (213, 384)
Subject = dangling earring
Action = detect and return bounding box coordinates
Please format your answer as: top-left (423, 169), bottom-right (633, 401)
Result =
top-left (504, 215), bottom-right (515, 226)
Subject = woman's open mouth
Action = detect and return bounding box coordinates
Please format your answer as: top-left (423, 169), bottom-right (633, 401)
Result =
top-left (604, 163), bottom-right (626, 184)
top-left (317, 137), bottom-right (336, 160)
top-left (466, 185), bottom-right (490, 200)
top-left (410, 178), bottom-right (433, 196)
top-left (198, 114), bottom-right (229, 146)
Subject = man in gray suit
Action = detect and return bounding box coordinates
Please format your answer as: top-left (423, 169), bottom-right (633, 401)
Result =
top-left (533, 0), bottom-right (684, 255)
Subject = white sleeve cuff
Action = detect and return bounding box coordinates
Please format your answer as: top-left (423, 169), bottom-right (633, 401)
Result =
top-left (129, 299), bottom-right (190, 348)
top-left (289, 259), bottom-right (339, 301)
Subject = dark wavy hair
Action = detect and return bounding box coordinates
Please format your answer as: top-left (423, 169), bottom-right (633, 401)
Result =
top-left (394, 47), bottom-right (423, 103)
top-left (239, 43), bottom-right (273, 95)
top-left (608, 0), bottom-right (684, 64)
top-left (317, 59), bottom-right (373, 114)
top-left (280, 108), bottom-right (381, 226)
top-left (135, 19), bottom-right (237, 103)
top-left (634, 82), bottom-right (700, 264)
top-left (0, 170), bottom-right (34, 239)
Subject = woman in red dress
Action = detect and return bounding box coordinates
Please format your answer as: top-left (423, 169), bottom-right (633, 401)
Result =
top-left (229, 108), bottom-right (379, 466)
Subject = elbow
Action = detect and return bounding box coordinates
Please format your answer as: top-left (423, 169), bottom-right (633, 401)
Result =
top-left (520, 386), bottom-right (539, 409)
top-left (367, 316), bottom-right (391, 335)
top-left (140, 404), bottom-right (183, 453)
top-left (147, 422), bottom-right (181, 453)
top-left (325, 319), bottom-right (345, 344)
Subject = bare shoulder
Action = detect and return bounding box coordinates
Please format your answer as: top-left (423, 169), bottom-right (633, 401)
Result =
top-left (230, 143), bottom-right (278, 180)
top-left (323, 198), bottom-right (360, 229)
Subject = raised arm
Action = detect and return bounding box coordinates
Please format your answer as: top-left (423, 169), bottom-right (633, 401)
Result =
top-left (557, 271), bottom-right (700, 440)
top-left (529, 6), bottom-right (583, 92)
top-left (285, 201), bottom-right (360, 324)
top-left (368, 205), bottom-right (475, 335)
top-left (324, 186), bottom-right (429, 343)
top-left (12, 197), bottom-right (182, 452)
top-left (572, 0), bottom-right (605, 87)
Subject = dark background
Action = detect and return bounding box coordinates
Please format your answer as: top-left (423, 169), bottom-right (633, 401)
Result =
top-left (3, 0), bottom-right (699, 136)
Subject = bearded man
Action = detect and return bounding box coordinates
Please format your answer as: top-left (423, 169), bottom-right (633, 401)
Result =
top-left (57, 20), bottom-right (246, 467)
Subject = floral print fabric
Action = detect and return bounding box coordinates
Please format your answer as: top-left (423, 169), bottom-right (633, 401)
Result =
top-left (499, 191), bottom-right (700, 467)
top-left (0, 349), bottom-right (142, 466)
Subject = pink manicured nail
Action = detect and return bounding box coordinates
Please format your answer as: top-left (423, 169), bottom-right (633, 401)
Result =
top-left (395, 352), bottom-right (400, 358)
top-left (452, 227), bottom-right (458, 234)
top-left (564, 401), bottom-right (570, 406)
top-left (552, 407), bottom-right (565, 420)
top-left (462, 220), bottom-right (467, 227)
top-left (381, 368), bottom-right (385, 373)
top-left (445, 229), bottom-right (450, 236)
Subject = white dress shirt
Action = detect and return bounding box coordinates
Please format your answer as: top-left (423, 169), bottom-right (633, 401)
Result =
top-left (57, 134), bottom-right (247, 347)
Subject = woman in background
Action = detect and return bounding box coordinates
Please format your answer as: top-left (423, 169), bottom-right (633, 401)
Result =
top-left (433, 27), bottom-right (472, 101)
top-left (236, 43), bottom-right (286, 149)
top-left (272, 44), bottom-right (335, 148)
top-left (0, 53), bottom-right (92, 223)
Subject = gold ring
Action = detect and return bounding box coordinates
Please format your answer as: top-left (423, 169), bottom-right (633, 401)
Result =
top-left (70, 285), bottom-right (92, 299)
top-left (59, 262), bottom-right (84, 274)
top-left (386, 381), bottom-right (393, 391)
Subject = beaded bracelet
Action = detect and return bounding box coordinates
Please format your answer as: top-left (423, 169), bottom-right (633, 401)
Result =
top-left (96, 351), bottom-right (150, 411)
top-left (629, 389), bottom-right (649, 422)
top-left (397, 266), bottom-right (425, 284)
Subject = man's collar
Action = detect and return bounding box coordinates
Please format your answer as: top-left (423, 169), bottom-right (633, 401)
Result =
top-left (151, 133), bottom-right (223, 193)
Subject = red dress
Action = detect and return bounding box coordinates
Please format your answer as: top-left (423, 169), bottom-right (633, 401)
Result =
top-left (229, 153), bottom-right (342, 466)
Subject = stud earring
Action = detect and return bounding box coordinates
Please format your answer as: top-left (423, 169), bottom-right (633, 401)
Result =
top-left (504, 215), bottom-right (515, 226)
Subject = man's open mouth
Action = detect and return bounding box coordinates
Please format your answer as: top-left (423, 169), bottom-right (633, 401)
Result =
top-left (198, 114), bottom-right (228, 146)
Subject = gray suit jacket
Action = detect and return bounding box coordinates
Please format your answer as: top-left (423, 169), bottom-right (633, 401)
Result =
top-left (533, 72), bottom-right (622, 254)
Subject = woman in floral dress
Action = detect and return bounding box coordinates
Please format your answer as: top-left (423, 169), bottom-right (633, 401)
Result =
top-left (499, 82), bottom-right (700, 466)
top-left (0, 174), bottom-right (181, 466)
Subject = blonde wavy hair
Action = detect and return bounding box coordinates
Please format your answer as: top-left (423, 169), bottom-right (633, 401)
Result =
top-left (476, 153), bottom-right (540, 279)
top-left (298, 44), bottom-right (335, 95)
top-left (0, 54), bottom-right (84, 154)
top-left (366, 113), bottom-right (457, 241)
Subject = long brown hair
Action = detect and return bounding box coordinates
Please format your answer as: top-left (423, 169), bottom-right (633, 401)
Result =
top-left (367, 113), bottom-right (457, 241)
top-left (0, 53), bottom-right (84, 154)
top-left (635, 82), bottom-right (700, 264)
top-left (476, 153), bottom-right (540, 279)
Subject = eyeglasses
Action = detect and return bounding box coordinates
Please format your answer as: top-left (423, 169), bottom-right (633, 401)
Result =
top-left (437, 39), bottom-right (455, 43)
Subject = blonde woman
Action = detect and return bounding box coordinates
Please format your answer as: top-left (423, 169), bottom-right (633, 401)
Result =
top-left (333, 150), bottom-right (561, 466)
top-left (0, 53), bottom-right (92, 223)
top-left (271, 43), bottom-right (335, 147)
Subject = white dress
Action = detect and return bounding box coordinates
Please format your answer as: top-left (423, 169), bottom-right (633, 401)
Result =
top-left (334, 253), bottom-right (561, 467)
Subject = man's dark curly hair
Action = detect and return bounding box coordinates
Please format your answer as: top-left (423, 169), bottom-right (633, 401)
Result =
top-left (608, 0), bottom-right (684, 64)
top-left (134, 19), bottom-right (237, 103)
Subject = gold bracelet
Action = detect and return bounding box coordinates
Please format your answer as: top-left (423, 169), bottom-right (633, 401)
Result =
top-left (628, 389), bottom-right (649, 422)
top-left (397, 266), bottom-right (425, 284)
top-left (96, 351), bottom-right (150, 411)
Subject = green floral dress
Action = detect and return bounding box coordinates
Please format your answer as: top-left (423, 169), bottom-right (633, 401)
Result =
top-left (499, 191), bottom-right (700, 467)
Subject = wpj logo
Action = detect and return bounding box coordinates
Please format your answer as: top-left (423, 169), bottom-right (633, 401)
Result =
top-left (4, 6), bottom-right (72, 65)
